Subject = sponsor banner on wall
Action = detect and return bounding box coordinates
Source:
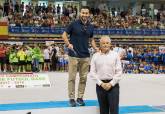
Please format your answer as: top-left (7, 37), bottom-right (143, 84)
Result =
top-left (0, 73), bottom-right (51, 88)
top-left (9, 26), bottom-right (165, 35)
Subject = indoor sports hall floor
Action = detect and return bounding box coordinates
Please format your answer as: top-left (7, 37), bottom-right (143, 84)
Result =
top-left (0, 72), bottom-right (165, 114)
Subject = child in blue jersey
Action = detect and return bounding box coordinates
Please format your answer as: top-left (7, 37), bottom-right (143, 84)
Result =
top-left (144, 62), bottom-right (152, 74)
top-left (162, 53), bottom-right (165, 66)
top-left (63, 53), bottom-right (68, 72)
top-left (58, 54), bottom-right (65, 71)
top-left (144, 51), bottom-right (151, 63)
top-left (153, 49), bottom-right (161, 65)
top-left (126, 64), bottom-right (133, 74)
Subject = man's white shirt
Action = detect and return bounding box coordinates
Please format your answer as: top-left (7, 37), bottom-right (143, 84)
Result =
top-left (89, 50), bottom-right (122, 86)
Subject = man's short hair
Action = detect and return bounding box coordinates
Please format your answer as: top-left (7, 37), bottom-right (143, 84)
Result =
top-left (100, 35), bottom-right (111, 43)
top-left (81, 6), bottom-right (90, 11)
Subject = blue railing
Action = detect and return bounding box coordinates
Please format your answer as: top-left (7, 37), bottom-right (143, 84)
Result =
top-left (9, 26), bottom-right (165, 36)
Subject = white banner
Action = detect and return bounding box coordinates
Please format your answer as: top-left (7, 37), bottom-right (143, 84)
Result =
top-left (45, 41), bottom-right (54, 46)
top-left (0, 73), bottom-right (51, 88)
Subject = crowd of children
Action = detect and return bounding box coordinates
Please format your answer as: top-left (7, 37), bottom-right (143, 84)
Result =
top-left (0, 43), bottom-right (164, 74)
top-left (0, 43), bottom-right (69, 73)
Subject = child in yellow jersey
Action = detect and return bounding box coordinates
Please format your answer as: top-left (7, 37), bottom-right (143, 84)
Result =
top-left (17, 47), bottom-right (27, 72)
top-left (9, 49), bottom-right (18, 72)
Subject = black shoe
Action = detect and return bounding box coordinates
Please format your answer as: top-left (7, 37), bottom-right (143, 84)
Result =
top-left (69, 99), bottom-right (76, 107)
top-left (76, 98), bottom-right (85, 106)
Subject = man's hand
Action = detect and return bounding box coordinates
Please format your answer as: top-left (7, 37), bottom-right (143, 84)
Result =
top-left (67, 44), bottom-right (73, 50)
top-left (105, 83), bottom-right (112, 90)
top-left (101, 83), bottom-right (112, 91)
top-left (101, 83), bottom-right (107, 90)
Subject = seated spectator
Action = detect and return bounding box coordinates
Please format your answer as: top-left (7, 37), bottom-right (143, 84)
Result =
top-left (133, 64), bottom-right (139, 74)
top-left (144, 62), bottom-right (153, 74)
top-left (139, 63), bottom-right (145, 74)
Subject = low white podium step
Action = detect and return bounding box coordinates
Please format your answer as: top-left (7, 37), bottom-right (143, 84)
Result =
top-left (0, 106), bottom-right (99, 114)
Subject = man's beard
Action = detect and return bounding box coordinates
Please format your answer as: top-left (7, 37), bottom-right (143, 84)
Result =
top-left (80, 17), bottom-right (88, 23)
